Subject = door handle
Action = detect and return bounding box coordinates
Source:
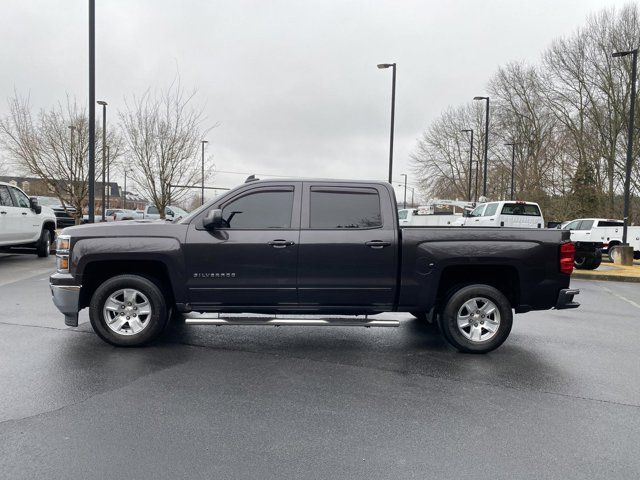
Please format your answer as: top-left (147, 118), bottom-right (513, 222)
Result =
top-left (268, 239), bottom-right (295, 249)
top-left (0, 211), bottom-right (6, 215)
top-left (22, 212), bottom-right (28, 215)
top-left (365, 240), bottom-right (391, 249)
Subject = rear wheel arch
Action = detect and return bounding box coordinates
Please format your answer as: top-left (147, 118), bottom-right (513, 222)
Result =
top-left (435, 264), bottom-right (520, 310)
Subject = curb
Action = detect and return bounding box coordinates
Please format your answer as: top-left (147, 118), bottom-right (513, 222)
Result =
top-left (572, 272), bottom-right (640, 283)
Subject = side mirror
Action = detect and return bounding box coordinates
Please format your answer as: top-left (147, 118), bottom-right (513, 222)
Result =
top-left (203, 209), bottom-right (223, 230)
top-left (30, 197), bottom-right (42, 214)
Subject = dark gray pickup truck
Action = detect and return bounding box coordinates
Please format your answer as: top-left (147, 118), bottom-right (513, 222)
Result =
top-left (50, 179), bottom-right (579, 353)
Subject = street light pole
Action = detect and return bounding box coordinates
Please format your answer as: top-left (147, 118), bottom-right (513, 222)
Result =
top-left (461, 129), bottom-right (474, 201)
top-left (88, 0), bottom-right (96, 223)
top-left (201, 140), bottom-right (208, 206)
top-left (505, 142), bottom-right (516, 200)
top-left (378, 63), bottom-right (396, 183)
top-left (473, 96), bottom-right (490, 198)
top-left (612, 48), bottom-right (638, 245)
top-left (106, 145), bottom-right (110, 209)
top-left (97, 100), bottom-right (107, 221)
top-left (400, 174), bottom-right (407, 208)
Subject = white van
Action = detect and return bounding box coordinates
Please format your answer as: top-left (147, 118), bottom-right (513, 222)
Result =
top-left (461, 201), bottom-right (544, 228)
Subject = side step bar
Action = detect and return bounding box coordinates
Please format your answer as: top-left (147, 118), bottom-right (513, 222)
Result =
top-left (183, 314), bottom-right (399, 327)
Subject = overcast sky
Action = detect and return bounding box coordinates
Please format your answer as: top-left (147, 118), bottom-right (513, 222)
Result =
top-left (0, 0), bottom-right (633, 199)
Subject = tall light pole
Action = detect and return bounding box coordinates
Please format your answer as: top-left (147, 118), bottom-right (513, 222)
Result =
top-left (400, 174), bottom-right (408, 208)
top-left (505, 142), bottom-right (516, 200)
top-left (612, 48), bottom-right (638, 246)
top-left (106, 145), bottom-right (110, 209)
top-left (97, 100), bottom-right (107, 221)
top-left (88, 0), bottom-right (96, 223)
top-left (473, 96), bottom-right (490, 198)
top-left (201, 140), bottom-right (208, 206)
top-left (461, 129), bottom-right (474, 201)
top-left (378, 63), bottom-right (396, 183)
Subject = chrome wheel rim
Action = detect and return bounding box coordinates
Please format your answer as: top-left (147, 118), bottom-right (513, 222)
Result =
top-left (456, 297), bottom-right (501, 343)
top-left (103, 288), bottom-right (152, 336)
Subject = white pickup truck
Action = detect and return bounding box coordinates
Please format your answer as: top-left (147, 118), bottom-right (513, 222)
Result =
top-left (142, 204), bottom-right (189, 220)
top-left (561, 218), bottom-right (640, 261)
top-left (456, 201), bottom-right (545, 228)
top-left (0, 181), bottom-right (57, 257)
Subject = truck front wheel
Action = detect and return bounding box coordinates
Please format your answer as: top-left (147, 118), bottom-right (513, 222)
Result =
top-left (438, 284), bottom-right (513, 354)
top-left (89, 274), bottom-right (169, 347)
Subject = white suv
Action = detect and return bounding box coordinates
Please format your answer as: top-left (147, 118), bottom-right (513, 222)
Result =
top-left (0, 181), bottom-right (57, 257)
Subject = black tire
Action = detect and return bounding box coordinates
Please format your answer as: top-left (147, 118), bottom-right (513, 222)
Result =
top-left (36, 228), bottom-right (52, 257)
top-left (89, 274), bottom-right (169, 347)
top-left (438, 284), bottom-right (513, 354)
top-left (588, 251), bottom-right (602, 270)
top-left (574, 255), bottom-right (588, 270)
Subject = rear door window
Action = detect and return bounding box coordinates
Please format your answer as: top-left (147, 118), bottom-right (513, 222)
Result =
top-left (0, 186), bottom-right (14, 206)
top-left (500, 203), bottom-right (541, 216)
top-left (483, 203), bottom-right (499, 216)
top-left (309, 187), bottom-right (382, 229)
top-left (578, 220), bottom-right (594, 230)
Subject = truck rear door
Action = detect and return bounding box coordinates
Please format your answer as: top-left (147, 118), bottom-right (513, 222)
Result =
top-left (297, 183), bottom-right (397, 310)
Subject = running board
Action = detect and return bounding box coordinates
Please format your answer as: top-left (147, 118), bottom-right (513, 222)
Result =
top-left (183, 314), bottom-right (399, 327)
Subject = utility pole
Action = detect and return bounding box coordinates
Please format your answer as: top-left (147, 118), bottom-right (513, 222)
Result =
top-left (106, 146), bottom-right (110, 209)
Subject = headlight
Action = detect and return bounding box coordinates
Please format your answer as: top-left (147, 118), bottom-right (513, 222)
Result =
top-left (56, 235), bottom-right (71, 273)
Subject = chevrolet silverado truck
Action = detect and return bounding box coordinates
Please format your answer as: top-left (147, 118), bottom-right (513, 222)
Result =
top-left (50, 179), bottom-right (579, 353)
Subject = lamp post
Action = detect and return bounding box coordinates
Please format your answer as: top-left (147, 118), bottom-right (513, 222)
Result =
top-left (106, 145), bottom-right (110, 209)
top-left (504, 142), bottom-right (516, 200)
top-left (201, 140), bottom-right (208, 206)
top-left (473, 96), bottom-right (490, 198)
top-left (400, 174), bottom-right (408, 208)
top-left (377, 63), bottom-right (396, 183)
top-left (612, 48), bottom-right (638, 246)
top-left (461, 129), bottom-right (474, 201)
top-left (97, 100), bottom-right (107, 221)
top-left (88, 0), bottom-right (96, 223)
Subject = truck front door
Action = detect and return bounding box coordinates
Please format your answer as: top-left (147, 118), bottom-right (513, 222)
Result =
top-left (297, 183), bottom-right (397, 310)
top-left (184, 183), bottom-right (301, 309)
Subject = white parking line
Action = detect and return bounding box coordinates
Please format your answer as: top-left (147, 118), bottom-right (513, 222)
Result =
top-left (603, 286), bottom-right (640, 311)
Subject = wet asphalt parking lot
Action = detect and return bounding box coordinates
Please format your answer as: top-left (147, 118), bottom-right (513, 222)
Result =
top-left (0, 253), bottom-right (639, 479)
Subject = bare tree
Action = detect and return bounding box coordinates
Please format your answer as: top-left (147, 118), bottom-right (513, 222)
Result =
top-left (119, 82), bottom-right (213, 218)
top-left (0, 94), bottom-right (120, 223)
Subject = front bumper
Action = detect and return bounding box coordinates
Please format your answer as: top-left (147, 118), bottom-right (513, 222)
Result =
top-left (50, 274), bottom-right (81, 327)
top-left (555, 288), bottom-right (580, 309)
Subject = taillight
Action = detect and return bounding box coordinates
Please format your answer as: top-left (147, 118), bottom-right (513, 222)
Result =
top-left (560, 242), bottom-right (575, 275)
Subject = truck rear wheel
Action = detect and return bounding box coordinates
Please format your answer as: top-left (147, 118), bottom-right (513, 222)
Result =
top-left (89, 274), bottom-right (169, 347)
top-left (438, 284), bottom-right (512, 354)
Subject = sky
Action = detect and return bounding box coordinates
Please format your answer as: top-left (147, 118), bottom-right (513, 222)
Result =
top-left (0, 0), bottom-right (634, 201)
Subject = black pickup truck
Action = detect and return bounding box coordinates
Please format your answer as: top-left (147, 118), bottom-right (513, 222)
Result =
top-left (50, 179), bottom-right (579, 353)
